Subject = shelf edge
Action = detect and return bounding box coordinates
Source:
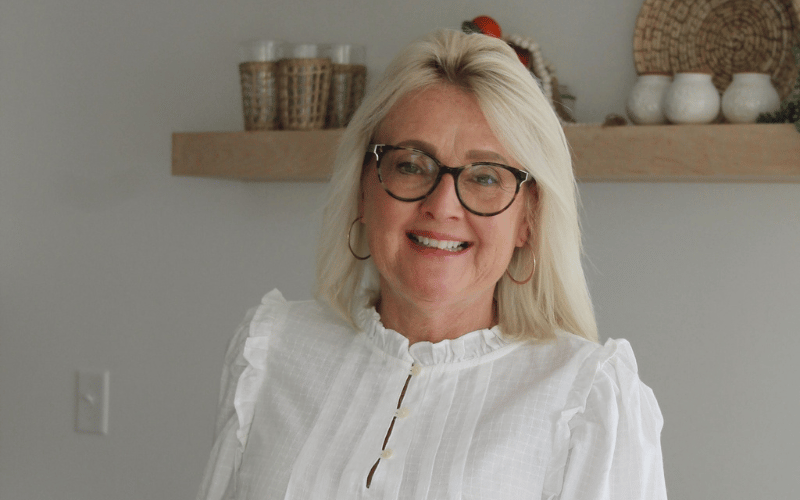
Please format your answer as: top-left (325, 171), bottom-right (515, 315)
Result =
top-left (172, 124), bottom-right (800, 183)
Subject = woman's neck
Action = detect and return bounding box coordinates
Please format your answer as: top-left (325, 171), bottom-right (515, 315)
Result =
top-left (376, 290), bottom-right (496, 345)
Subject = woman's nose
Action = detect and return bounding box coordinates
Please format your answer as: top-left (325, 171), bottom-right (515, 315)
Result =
top-left (420, 173), bottom-right (463, 219)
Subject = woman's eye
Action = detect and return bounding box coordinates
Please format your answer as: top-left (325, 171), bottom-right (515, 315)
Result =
top-left (465, 165), bottom-right (509, 188)
top-left (466, 170), bottom-right (501, 186)
top-left (395, 162), bottom-right (425, 175)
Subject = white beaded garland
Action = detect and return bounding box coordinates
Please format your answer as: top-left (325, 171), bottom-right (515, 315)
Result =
top-left (505, 33), bottom-right (553, 104)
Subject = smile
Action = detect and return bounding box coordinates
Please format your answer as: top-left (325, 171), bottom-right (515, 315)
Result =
top-left (407, 233), bottom-right (470, 252)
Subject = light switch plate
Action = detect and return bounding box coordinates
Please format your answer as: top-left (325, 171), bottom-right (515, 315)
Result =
top-left (76, 370), bottom-right (109, 435)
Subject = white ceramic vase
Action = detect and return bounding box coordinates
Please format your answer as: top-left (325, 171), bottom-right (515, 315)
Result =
top-left (626, 73), bottom-right (672, 125)
top-left (721, 73), bottom-right (781, 123)
top-left (663, 72), bottom-right (720, 124)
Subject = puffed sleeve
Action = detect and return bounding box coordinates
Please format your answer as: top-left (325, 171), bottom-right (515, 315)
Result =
top-left (556, 339), bottom-right (667, 500)
top-left (195, 290), bottom-right (286, 500)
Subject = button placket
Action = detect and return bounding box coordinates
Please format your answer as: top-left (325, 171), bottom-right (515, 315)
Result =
top-left (366, 363), bottom-right (419, 488)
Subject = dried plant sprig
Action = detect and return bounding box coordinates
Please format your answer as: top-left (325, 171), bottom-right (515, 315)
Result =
top-left (757, 36), bottom-right (800, 133)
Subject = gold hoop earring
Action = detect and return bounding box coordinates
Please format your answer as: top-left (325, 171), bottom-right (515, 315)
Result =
top-left (506, 243), bottom-right (536, 285)
top-left (347, 217), bottom-right (370, 260)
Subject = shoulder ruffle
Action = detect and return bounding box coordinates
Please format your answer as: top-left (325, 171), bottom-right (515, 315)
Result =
top-left (232, 289), bottom-right (288, 466)
top-left (563, 338), bottom-right (640, 419)
top-left (544, 337), bottom-right (660, 498)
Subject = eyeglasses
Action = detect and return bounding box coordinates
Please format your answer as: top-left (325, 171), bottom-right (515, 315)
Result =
top-left (367, 144), bottom-right (533, 216)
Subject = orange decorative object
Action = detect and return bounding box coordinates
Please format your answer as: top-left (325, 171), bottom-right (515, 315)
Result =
top-left (471, 15), bottom-right (502, 38)
top-left (514, 48), bottom-right (530, 67)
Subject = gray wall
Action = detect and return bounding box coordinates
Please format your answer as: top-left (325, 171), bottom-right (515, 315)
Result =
top-left (1, 1), bottom-right (798, 499)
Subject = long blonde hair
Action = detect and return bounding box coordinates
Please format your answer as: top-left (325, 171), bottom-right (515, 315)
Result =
top-left (315, 29), bottom-right (597, 343)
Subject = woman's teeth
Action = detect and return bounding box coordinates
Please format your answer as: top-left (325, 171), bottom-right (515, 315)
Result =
top-left (409, 234), bottom-right (468, 252)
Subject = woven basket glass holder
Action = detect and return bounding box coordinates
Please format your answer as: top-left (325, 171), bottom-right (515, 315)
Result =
top-left (328, 64), bottom-right (366, 128)
top-left (278, 58), bottom-right (332, 130)
top-left (238, 40), bottom-right (284, 131)
top-left (239, 61), bottom-right (279, 130)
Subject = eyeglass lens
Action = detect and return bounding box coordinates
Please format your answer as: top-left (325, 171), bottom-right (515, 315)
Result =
top-left (377, 147), bottom-right (521, 215)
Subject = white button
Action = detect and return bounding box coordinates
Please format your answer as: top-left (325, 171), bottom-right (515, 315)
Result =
top-left (396, 407), bottom-right (411, 419)
top-left (411, 365), bottom-right (422, 376)
top-left (381, 449), bottom-right (394, 459)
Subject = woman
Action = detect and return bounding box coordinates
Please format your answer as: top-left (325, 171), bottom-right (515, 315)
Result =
top-left (197, 29), bottom-right (666, 499)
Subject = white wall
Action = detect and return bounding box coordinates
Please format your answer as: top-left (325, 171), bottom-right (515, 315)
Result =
top-left (1, 1), bottom-right (797, 499)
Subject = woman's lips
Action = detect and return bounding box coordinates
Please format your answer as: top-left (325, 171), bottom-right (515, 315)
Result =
top-left (407, 232), bottom-right (471, 252)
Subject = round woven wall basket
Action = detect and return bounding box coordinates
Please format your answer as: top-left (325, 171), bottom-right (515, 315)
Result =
top-left (633, 0), bottom-right (800, 99)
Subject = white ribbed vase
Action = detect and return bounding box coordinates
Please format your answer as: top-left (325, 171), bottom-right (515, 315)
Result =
top-left (721, 73), bottom-right (781, 124)
top-left (627, 73), bottom-right (672, 125)
top-left (664, 72), bottom-right (720, 124)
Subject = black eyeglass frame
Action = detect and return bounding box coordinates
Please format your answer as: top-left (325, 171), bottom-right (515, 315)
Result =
top-left (367, 144), bottom-right (533, 217)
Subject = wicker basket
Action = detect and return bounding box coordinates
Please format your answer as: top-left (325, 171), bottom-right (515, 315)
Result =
top-left (239, 61), bottom-right (279, 131)
top-left (327, 63), bottom-right (367, 128)
top-left (633, 0), bottom-right (800, 99)
top-left (278, 58), bottom-right (332, 130)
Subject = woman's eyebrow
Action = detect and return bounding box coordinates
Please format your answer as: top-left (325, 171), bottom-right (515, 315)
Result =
top-left (465, 149), bottom-right (509, 163)
top-left (394, 139), bottom-right (436, 151)
top-left (393, 140), bottom-right (510, 164)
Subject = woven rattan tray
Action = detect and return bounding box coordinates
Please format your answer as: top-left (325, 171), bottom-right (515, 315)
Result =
top-left (633, 0), bottom-right (800, 99)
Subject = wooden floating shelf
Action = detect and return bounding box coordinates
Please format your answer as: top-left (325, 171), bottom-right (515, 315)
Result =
top-left (171, 129), bottom-right (340, 182)
top-left (172, 124), bottom-right (800, 183)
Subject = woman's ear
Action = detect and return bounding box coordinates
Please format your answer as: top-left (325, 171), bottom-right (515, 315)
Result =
top-left (357, 154), bottom-right (372, 219)
top-left (515, 183), bottom-right (538, 247)
top-left (357, 181), bottom-right (365, 220)
top-left (515, 222), bottom-right (530, 248)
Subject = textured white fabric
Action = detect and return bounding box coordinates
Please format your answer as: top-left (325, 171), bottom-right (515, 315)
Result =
top-left (196, 289), bottom-right (667, 500)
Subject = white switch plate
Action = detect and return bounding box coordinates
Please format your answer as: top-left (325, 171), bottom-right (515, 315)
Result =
top-left (76, 370), bottom-right (109, 435)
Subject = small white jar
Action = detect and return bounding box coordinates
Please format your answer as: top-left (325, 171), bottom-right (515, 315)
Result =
top-left (626, 73), bottom-right (673, 125)
top-left (664, 72), bottom-right (721, 124)
top-left (721, 73), bottom-right (781, 123)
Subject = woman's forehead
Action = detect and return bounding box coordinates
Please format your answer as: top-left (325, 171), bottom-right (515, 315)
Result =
top-left (376, 85), bottom-right (474, 130)
top-left (375, 85), bottom-right (516, 166)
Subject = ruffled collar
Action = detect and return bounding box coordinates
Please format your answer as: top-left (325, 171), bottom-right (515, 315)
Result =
top-left (353, 295), bottom-right (518, 367)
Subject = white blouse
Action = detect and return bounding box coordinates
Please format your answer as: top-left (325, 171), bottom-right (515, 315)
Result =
top-left (196, 289), bottom-right (666, 500)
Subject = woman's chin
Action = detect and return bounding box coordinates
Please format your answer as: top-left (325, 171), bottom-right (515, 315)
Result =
top-left (392, 273), bottom-right (493, 308)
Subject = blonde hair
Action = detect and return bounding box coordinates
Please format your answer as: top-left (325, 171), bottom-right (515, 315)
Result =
top-left (315, 29), bottom-right (597, 343)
